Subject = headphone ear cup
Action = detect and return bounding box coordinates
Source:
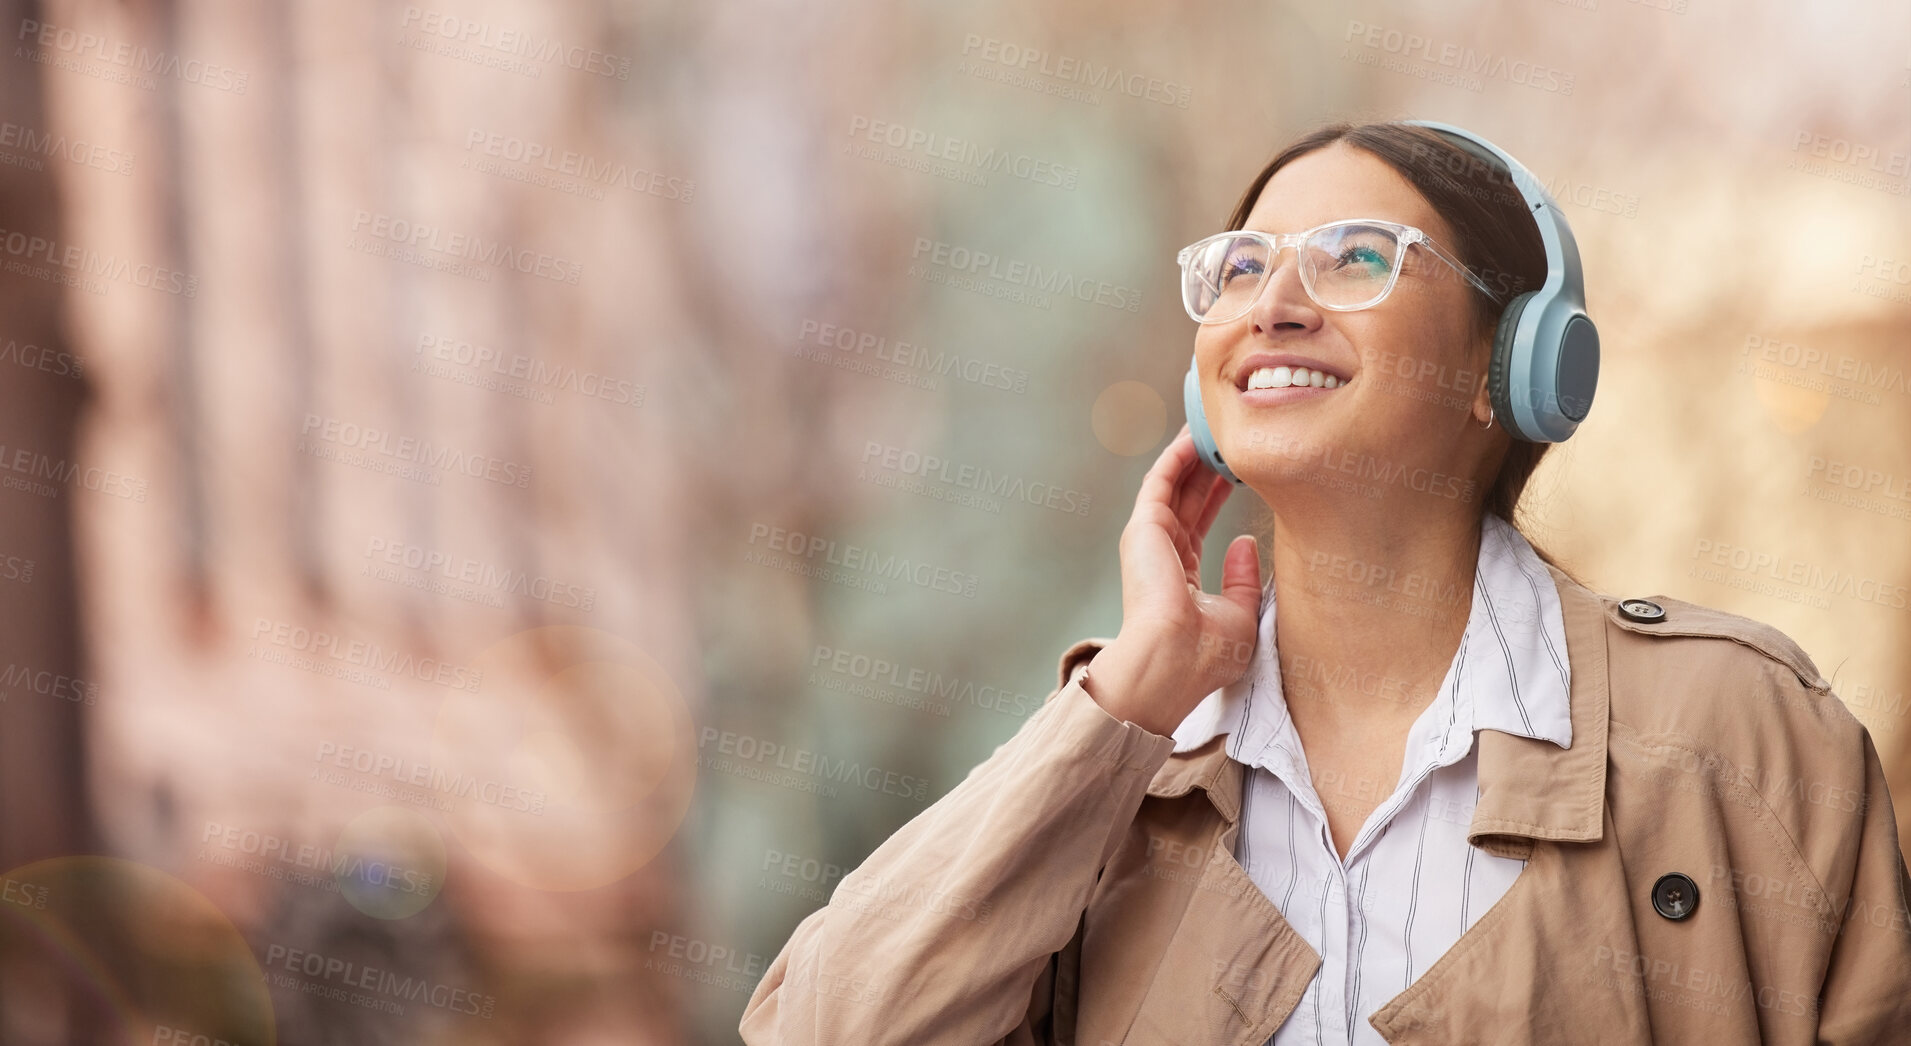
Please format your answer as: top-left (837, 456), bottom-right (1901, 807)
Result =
top-left (1488, 291), bottom-right (1533, 441)
top-left (1183, 360), bottom-right (1241, 485)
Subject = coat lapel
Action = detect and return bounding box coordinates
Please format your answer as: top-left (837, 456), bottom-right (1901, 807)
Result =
top-left (1363, 833), bottom-right (1653, 1044)
top-left (1465, 562), bottom-right (1612, 854)
top-left (1366, 563), bottom-right (1636, 1043)
top-left (1080, 735), bottom-right (1321, 1045)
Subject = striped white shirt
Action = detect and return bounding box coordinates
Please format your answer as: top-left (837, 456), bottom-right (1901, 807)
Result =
top-left (1169, 512), bottom-right (1573, 1046)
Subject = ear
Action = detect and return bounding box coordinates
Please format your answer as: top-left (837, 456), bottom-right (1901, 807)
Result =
top-left (1470, 370), bottom-right (1495, 426)
top-left (1469, 327), bottom-right (1498, 427)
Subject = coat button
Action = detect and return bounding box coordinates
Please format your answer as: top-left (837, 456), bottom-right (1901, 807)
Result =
top-left (1652, 872), bottom-right (1700, 920)
top-left (1618, 598), bottom-right (1666, 623)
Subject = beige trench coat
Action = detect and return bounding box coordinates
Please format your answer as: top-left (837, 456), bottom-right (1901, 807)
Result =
top-left (738, 563), bottom-right (1911, 1044)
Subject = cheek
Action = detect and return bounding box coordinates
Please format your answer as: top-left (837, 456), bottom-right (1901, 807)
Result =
top-left (1335, 316), bottom-right (1390, 377)
top-left (1346, 318), bottom-right (1478, 425)
top-left (1192, 325), bottom-right (1232, 372)
top-left (1191, 327), bottom-right (1241, 401)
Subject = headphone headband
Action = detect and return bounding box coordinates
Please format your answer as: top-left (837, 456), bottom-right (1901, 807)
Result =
top-left (1399, 119), bottom-right (1585, 313)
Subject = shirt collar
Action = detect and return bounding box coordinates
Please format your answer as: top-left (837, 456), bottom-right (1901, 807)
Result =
top-left (1169, 513), bottom-right (1574, 761)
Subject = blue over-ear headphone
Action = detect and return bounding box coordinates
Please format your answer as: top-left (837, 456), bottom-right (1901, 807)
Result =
top-left (1183, 120), bottom-right (1600, 484)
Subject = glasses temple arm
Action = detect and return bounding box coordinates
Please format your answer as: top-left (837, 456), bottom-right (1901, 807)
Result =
top-left (1180, 238), bottom-right (1244, 301)
top-left (1415, 236), bottom-right (1505, 304)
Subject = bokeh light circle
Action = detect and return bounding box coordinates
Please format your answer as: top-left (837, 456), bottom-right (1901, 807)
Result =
top-left (1093, 380), bottom-right (1170, 456)
top-left (430, 626), bottom-right (697, 891)
top-left (332, 805), bottom-right (447, 919)
top-left (0, 856), bottom-right (274, 1045)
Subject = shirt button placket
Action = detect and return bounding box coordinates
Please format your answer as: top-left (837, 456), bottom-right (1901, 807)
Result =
top-left (1320, 864), bottom-right (1349, 1043)
top-left (1340, 868), bottom-right (1360, 1044)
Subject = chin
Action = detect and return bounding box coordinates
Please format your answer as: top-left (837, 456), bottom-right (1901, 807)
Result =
top-left (1220, 413), bottom-right (1330, 464)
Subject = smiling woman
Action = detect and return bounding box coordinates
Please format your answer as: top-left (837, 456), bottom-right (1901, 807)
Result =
top-left (738, 121), bottom-right (1911, 1046)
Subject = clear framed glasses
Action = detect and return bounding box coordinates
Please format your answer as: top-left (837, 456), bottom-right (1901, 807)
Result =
top-left (1175, 218), bottom-right (1502, 324)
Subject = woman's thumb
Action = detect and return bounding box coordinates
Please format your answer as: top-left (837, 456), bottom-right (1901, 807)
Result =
top-left (1219, 534), bottom-right (1261, 613)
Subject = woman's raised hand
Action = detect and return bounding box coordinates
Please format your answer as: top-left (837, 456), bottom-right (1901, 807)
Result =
top-left (1082, 423), bottom-right (1264, 737)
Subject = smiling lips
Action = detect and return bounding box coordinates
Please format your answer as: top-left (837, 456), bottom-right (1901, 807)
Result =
top-left (1233, 353), bottom-right (1354, 402)
top-left (1245, 365), bottom-right (1342, 390)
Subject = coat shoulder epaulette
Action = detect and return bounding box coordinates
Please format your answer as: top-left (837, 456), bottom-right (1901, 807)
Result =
top-left (1599, 591), bottom-right (1831, 694)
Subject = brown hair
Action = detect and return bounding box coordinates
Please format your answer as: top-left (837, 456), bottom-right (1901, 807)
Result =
top-left (1225, 120), bottom-right (1581, 586)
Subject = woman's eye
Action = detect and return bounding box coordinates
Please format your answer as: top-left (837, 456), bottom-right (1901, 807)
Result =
top-left (1335, 245), bottom-right (1390, 273)
top-left (1221, 255), bottom-right (1264, 284)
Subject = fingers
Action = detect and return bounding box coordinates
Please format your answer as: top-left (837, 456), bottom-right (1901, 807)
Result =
top-left (1137, 424), bottom-right (1234, 585)
top-left (1190, 471), bottom-right (1231, 545)
top-left (1136, 426), bottom-right (1199, 518)
top-left (1169, 472), bottom-right (1224, 577)
top-left (1132, 514), bottom-right (1191, 608)
top-left (1166, 431), bottom-right (1222, 530)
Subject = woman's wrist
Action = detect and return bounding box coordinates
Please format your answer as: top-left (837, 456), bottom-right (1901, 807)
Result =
top-left (1081, 639), bottom-right (1185, 737)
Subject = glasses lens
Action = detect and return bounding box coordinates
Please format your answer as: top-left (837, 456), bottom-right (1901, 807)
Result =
top-left (1182, 234), bottom-right (1269, 323)
top-left (1303, 223), bottom-right (1403, 309)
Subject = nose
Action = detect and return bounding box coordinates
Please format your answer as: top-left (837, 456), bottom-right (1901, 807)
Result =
top-left (1248, 245), bottom-right (1322, 335)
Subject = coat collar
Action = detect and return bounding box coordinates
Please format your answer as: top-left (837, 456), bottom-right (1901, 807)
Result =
top-left (1139, 561), bottom-right (1612, 849)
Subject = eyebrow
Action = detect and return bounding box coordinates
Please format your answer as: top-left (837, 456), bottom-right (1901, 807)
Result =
top-left (1238, 216), bottom-right (1422, 233)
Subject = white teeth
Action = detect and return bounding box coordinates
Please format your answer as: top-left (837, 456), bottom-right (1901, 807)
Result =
top-left (1246, 365), bottom-right (1344, 391)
